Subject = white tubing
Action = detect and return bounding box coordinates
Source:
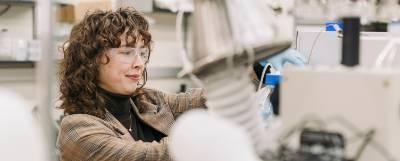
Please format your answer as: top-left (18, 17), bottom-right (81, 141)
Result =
top-left (374, 40), bottom-right (395, 68)
top-left (203, 67), bottom-right (268, 155)
top-left (176, 10), bottom-right (194, 78)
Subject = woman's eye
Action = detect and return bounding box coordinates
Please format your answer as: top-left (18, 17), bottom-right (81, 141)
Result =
top-left (120, 52), bottom-right (130, 55)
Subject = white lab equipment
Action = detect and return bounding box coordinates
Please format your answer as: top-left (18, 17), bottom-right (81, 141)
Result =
top-left (171, 0), bottom-right (397, 161)
top-left (255, 64), bottom-right (279, 126)
top-left (377, 0), bottom-right (400, 22)
top-left (154, 0), bottom-right (194, 12)
top-left (295, 30), bottom-right (400, 67)
top-left (257, 74), bottom-right (280, 125)
top-left (256, 86), bottom-right (276, 130)
top-left (280, 67), bottom-right (400, 161)
top-left (294, 0), bottom-right (327, 21)
top-left (374, 22), bottom-right (400, 68)
top-left (169, 109), bottom-right (262, 161)
top-left (172, 0), bottom-right (293, 158)
top-left (0, 88), bottom-right (47, 161)
top-left (329, 0), bottom-right (376, 24)
top-left (295, 0), bottom-right (378, 24)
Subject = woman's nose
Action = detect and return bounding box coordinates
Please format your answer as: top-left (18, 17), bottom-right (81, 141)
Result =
top-left (131, 54), bottom-right (145, 69)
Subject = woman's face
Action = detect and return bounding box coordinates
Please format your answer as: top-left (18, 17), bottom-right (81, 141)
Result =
top-left (98, 34), bottom-right (148, 95)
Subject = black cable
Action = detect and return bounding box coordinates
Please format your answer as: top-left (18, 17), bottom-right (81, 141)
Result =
top-left (270, 83), bottom-right (279, 115)
top-left (279, 115), bottom-right (327, 145)
top-left (0, 5), bottom-right (11, 17)
top-left (325, 116), bottom-right (397, 161)
top-left (277, 116), bottom-right (397, 161)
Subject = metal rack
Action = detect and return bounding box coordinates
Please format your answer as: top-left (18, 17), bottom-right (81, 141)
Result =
top-left (0, 0), bottom-right (68, 68)
top-left (0, 60), bottom-right (35, 68)
top-left (0, 0), bottom-right (36, 38)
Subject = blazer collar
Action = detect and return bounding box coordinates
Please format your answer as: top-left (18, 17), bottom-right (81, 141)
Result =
top-left (103, 109), bottom-right (134, 141)
top-left (103, 98), bottom-right (169, 137)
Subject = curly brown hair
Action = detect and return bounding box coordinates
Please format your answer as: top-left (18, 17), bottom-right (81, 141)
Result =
top-left (59, 7), bottom-right (152, 119)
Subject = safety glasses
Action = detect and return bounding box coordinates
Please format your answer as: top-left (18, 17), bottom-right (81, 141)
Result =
top-left (108, 47), bottom-right (150, 64)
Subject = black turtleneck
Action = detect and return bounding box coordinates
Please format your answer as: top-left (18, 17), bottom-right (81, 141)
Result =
top-left (99, 88), bottom-right (166, 142)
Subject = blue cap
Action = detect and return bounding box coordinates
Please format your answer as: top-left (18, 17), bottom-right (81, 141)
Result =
top-left (264, 74), bottom-right (281, 86)
top-left (325, 21), bottom-right (343, 31)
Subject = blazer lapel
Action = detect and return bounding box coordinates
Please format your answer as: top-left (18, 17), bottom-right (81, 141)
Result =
top-left (130, 99), bottom-right (174, 135)
top-left (104, 110), bottom-right (135, 141)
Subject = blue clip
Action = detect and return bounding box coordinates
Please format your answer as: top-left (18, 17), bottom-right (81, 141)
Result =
top-left (326, 21), bottom-right (343, 31)
top-left (264, 74), bottom-right (281, 86)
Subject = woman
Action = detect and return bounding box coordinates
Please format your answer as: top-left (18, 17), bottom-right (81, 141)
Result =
top-left (57, 7), bottom-right (206, 161)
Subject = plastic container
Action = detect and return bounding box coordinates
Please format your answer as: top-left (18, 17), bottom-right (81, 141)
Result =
top-left (0, 28), bottom-right (13, 60)
top-left (14, 39), bottom-right (29, 61)
top-left (259, 74), bottom-right (281, 127)
top-left (388, 21), bottom-right (400, 37)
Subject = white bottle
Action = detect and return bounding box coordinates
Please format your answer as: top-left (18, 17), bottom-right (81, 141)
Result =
top-left (0, 28), bottom-right (13, 60)
top-left (14, 39), bottom-right (29, 61)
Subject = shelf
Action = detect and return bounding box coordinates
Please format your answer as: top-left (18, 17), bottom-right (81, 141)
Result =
top-left (0, 0), bottom-right (74, 6)
top-left (152, 5), bottom-right (193, 15)
top-left (152, 5), bottom-right (176, 14)
top-left (0, 0), bottom-right (35, 6)
top-left (0, 61), bottom-right (35, 68)
top-left (56, 0), bottom-right (75, 5)
top-left (191, 41), bottom-right (292, 77)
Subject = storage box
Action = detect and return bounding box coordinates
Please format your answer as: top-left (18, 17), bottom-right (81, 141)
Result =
top-left (74, 0), bottom-right (113, 22)
top-left (57, 0), bottom-right (113, 23)
top-left (57, 4), bottom-right (75, 23)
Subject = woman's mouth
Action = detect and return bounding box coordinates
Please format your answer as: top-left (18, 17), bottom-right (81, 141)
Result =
top-left (126, 74), bottom-right (141, 81)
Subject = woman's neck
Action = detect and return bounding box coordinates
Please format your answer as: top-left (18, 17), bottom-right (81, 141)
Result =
top-left (99, 87), bottom-right (132, 116)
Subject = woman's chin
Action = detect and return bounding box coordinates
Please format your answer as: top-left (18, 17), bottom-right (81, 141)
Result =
top-left (125, 86), bottom-right (138, 94)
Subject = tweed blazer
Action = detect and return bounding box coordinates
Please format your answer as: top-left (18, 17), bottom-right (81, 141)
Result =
top-left (57, 88), bottom-right (206, 161)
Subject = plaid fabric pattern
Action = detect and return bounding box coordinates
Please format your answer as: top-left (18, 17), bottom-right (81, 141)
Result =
top-left (57, 88), bottom-right (206, 161)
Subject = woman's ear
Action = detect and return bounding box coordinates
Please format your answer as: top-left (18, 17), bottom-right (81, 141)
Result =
top-left (98, 51), bottom-right (110, 64)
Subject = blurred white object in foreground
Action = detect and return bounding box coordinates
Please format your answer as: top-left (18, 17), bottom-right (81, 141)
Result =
top-left (169, 109), bottom-right (262, 161)
top-left (0, 88), bottom-right (47, 161)
top-left (281, 67), bottom-right (400, 161)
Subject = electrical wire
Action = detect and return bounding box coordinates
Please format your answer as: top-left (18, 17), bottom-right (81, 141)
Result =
top-left (353, 129), bottom-right (375, 161)
top-left (324, 116), bottom-right (398, 161)
top-left (308, 28), bottom-right (324, 64)
top-left (0, 5), bottom-right (11, 17)
top-left (374, 39), bottom-right (396, 68)
top-left (386, 40), bottom-right (399, 67)
top-left (276, 115), bottom-right (398, 161)
top-left (280, 116), bottom-right (398, 161)
top-left (278, 115), bottom-right (327, 145)
top-left (374, 34), bottom-right (400, 68)
top-left (307, 24), bottom-right (342, 64)
top-left (258, 62), bottom-right (269, 91)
